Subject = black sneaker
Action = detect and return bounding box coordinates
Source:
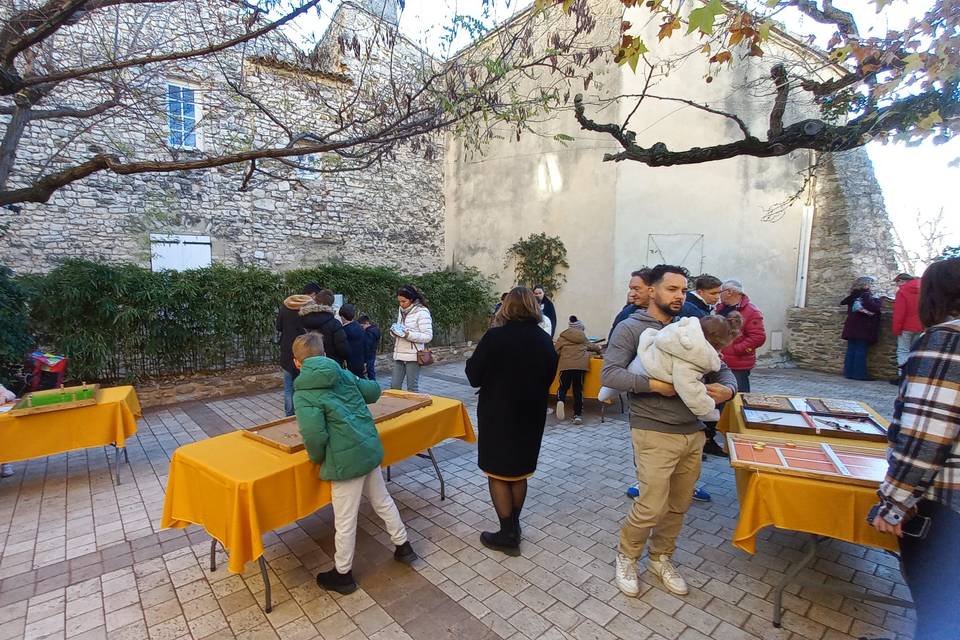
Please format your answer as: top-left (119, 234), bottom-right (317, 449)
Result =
top-left (316, 568), bottom-right (358, 595)
top-left (703, 439), bottom-right (729, 458)
top-left (394, 541), bottom-right (417, 564)
top-left (480, 531), bottom-right (521, 557)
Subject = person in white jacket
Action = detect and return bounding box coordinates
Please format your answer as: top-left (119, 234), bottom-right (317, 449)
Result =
top-left (390, 285), bottom-right (433, 392)
top-left (598, 313), bottom-right (743, 420)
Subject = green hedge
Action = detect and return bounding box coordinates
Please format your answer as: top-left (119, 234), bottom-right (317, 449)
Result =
top-left (16, 259), bottom-right (493, 383)
top-left (0, 265), bottom-right (33, 387)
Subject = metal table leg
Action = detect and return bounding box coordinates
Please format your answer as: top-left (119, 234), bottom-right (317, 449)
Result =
top-left (208, 539), bottom-right (272, 612)
top-left (772, 535), bottom-right (914, 628)
top-left (415, 447), bottom-right (445, 500)
top-left (112, 445), bottom-right (132, 485)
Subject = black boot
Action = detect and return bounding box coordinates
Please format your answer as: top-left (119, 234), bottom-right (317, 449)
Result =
top-left (480, 517), bottom-right (520, 556)
top-left (394, 541), bottom-right (417, 564)
top-left (316, 568), bottom-right (358, 595)
top-left (511, 510), bottom-right (522, 537)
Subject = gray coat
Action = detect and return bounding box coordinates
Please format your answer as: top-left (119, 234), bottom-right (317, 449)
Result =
top-left (601, 309), bottom-right (737, 434)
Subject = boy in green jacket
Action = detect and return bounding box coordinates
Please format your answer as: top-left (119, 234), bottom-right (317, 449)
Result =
top-left (292, 333), bottom-right (416, 594)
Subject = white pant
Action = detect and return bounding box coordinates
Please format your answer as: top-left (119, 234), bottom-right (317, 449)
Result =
top-left (331, 466), bottom-right (407, 573)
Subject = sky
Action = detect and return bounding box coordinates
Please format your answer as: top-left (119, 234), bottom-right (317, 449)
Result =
top-left (289, 1), bottom-right (957, 265)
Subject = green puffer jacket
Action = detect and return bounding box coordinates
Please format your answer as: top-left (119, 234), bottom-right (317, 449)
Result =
top-left (293, 356), bottom-right (384, 481)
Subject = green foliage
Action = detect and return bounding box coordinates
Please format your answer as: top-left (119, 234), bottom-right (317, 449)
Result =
top-left (504, 233), bottom-right (569, 294)
top-left (20, 260), bottom-right (493, 383)
top-left (0, 265), bottom-right (33, 387)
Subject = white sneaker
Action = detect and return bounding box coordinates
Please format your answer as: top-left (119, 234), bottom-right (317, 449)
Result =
top-left (573, 415), bottom-right (582, 425)
top-left (555, 400), bottom-right (565, 421)
top-left (0, 463), bottom-right (13, 478)
top-left (614, 553), bottom-right (639, 597)
top-left (647, 554), bottom-right (688, 595)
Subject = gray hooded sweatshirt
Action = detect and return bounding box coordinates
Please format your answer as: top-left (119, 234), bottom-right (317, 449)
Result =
top-left (601, 308), bottom-right (737, 434)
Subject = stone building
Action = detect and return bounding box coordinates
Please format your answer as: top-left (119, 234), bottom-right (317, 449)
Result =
top-left (0, 0), bottom-right (900, 372)
top-left (0, 0), bottom-right (445, 275)
top-left (443, 0), bottom-right (899, 366)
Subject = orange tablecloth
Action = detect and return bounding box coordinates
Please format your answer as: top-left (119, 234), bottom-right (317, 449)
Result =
top-left (0, 386), bottom-right (141, 463)
top-left (718, 394), bottom-right (897, 554)
top-left (160, 395), bottom-right (476, 573)
top-left (549, 356), bottom-right (603, 400)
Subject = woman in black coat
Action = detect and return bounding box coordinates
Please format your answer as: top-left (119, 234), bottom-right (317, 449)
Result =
top-left (840, 276), bottom-right (883, 380)
top-left (465, 287), bottom-right (559, 555)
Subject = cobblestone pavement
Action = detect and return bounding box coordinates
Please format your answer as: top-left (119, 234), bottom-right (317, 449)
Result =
top-left (0, 363), bottom-right (912, 640)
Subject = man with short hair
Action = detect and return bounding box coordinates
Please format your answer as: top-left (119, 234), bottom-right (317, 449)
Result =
top-left (716, 279), bottom-right (766, 393)
top-left (679, 274), bottom-right (722, 319)
top-left (533, 285), bottom-right (558, 337)
top-left (603, 265), bottom-right (736, 598)
top-left (609, 268), bottom-right (652, 339)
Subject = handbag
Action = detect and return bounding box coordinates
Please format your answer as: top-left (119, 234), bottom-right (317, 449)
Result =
top-left (415, 343), bottom-right (434, 366)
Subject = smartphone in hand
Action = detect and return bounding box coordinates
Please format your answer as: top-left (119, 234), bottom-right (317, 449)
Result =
top-left (867, 504), bottom-right (931, 539)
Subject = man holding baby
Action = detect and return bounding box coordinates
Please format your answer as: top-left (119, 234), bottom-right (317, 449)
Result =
top-left (601, 264), bottom-right (737, 598)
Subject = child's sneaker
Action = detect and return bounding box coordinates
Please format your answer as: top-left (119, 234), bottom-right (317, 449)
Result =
top-left (316, 568), bottom-right (358, 595)
top-left (0, 463), bottom-right (13, 478)
top-left (394, 541), bottom-right (417, 564)
top-left (555, 400), bottom-right (566, 421)
top-left (692, 486), bottom-right (712, 502)
top-left (626, 484), bottom-right (639, 498)
top-left (573, 415), bottom-right (583, 425)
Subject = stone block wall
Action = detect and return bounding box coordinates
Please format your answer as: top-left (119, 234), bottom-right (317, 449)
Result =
top-left (786, 302), bottom-right (898, 381)
top-left (0, 2), bottom-right (444, 276)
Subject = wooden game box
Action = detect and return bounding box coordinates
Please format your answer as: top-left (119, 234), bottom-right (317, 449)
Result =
top-left (7, 384), bottom-right (101, 417)
top-left (740, 404), bottom-right (887, 443)
top-left (727, 433), bottom-right (888, 488)
top-left (241, 390), bottom-right (434, 453)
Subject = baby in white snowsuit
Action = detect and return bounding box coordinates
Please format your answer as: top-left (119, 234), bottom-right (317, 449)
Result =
top-left (598, 313), bottom-right (743, 420)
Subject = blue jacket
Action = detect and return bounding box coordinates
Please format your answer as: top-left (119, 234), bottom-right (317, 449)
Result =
top-left (679, 292), bottom-right (712, 319)
top-left (363, 324), bottom-right (381, 361)
top-left (342, 322), bottom-right (366, 377)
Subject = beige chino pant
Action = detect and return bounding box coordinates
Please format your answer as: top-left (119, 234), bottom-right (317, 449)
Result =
top-left (619, 428), bottom-right (705, 559)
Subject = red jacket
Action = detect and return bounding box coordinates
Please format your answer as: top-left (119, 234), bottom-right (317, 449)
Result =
top-left (892, 279), bottom-right (923, 335)
top-left (717, 294), bottom-right (766, 370)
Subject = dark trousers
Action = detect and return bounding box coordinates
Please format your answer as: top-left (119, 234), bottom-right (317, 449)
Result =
top-left (731, 369), bottom-right (751, 393)
top-left (843, 339), bottom-right (870, 380)
top-left (557, 370), bottom-right (584, 416)
top-left (365, 358), bottom-right (377, 380)
top-left (900, 500), bottom-right (960, 639)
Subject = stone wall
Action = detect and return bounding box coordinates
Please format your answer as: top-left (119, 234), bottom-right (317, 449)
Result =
top-left (136, 342), bottom-right (475, 409)
top-left (786, 302), bottom-right (898, 381)
top-left (0, 2), bottom-right (444, 276)
top-left (805, 149), bottom-right (900, 308)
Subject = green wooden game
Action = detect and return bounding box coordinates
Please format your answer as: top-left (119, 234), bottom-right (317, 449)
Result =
top-left (8, 384), bottom-right (101, 417)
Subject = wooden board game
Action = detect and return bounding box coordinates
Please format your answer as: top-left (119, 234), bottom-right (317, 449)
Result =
top-left (727, 433), bottom-right (888, 488)
top-left (741, 406), bottom-right (887, 443)
top-left (741, 394), bottom-right (794, 412)
top-left (241, 390), bottom-right (434, 453)
top-left (807, 398), bottom-right (872, 416)
top-left (8, 384), bottom-right (101, 417)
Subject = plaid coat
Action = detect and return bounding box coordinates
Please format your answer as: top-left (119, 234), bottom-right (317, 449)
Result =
top-left (876, 319), bottom-right (960, 524)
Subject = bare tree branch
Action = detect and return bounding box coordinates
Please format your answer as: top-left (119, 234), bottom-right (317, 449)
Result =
top-left (768, 63), bottom-right (788, 138)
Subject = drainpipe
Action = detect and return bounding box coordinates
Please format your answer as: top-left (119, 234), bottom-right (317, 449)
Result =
top-left (794, 152), bottom-right (816, 308)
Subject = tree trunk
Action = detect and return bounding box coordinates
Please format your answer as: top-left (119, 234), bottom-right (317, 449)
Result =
top-left (0, 104), bottom-right (31, 190)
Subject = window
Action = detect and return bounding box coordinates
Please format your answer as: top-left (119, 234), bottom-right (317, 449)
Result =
top-left (150, 234), bottom-right (212, 272)
top-left (167, 83), bottom-right (200, 149)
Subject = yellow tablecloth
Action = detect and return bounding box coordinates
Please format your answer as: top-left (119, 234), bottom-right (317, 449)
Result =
top-left (718, 394), bottom-right (897, 554)
top-left (0, 386), bottom-right (141, 463)
top-left (549, 356), bottom-right (603, 400)
top-left (160, 395), bottom-right (476, 573)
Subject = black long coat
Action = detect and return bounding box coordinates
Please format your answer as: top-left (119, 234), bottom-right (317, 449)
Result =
top-left (465, 320), bottom-right (559, 477)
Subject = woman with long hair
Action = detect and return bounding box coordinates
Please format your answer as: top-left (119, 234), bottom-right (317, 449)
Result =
top-left (840, 275), bottom-right (883, 380)
top-left (465, 287), bottom-right (559, 555)
top-left (871, 258), bottom-right (960, 639)
top-left (390, 284), bottom-right (433, 392)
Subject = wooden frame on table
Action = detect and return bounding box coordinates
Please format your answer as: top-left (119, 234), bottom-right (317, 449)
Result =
top-left (739, 405), bottom-right (887, 443)
top-left (8, 384), bottom-right (101, 417)
top-left (727, 432), bottom-right (888, 488)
